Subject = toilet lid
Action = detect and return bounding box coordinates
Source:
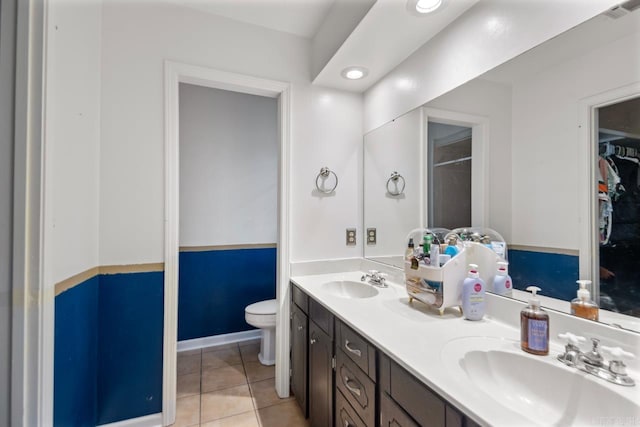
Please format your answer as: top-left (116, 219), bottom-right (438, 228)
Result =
top-left (246, 299), bottom-right (277, 315)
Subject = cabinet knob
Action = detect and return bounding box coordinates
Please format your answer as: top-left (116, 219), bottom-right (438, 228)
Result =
top-left (310, 338), bottom-right (317, 345)
top-left (297, 325), bottom-right (303, 331)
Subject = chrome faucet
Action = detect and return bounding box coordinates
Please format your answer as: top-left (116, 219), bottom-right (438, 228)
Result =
top-left (557, 333), bottom-right (636, 386)
top-left (361, 270), bottom-right (387, 288)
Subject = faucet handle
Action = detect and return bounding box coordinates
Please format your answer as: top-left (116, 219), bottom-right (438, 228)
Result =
top-left (602, 346), bottom-right (636, 361)
top-left (558, 332), bottom-right (586, 347)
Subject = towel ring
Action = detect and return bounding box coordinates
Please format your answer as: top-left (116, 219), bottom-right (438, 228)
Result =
top-left (315, 167), bottom-right (338, 194)
top-left (386, 171), bottom-right (405, 196)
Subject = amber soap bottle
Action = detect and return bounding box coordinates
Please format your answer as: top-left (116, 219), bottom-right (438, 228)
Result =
top-left (520, 286), bottom-right (549, 356)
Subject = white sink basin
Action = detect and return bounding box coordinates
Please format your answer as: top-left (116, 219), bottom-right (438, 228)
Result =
top-left (442, 337), bottom-right (640, 426)
top-left (322, 280), bottom-right (379, 299)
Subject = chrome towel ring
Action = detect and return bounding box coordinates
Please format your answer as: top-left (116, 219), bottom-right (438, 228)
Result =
top-left (315, 167), bottom-right (338, 194)
top-left (386, 171), bottom-right (405, 196)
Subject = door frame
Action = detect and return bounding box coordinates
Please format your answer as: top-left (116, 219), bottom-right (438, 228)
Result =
top-left (578, 81), bottom-right (640, 302)
top-left (422, 107), bottom-right (489, 229)
top-left (163, 61), bottom-right (291, 425)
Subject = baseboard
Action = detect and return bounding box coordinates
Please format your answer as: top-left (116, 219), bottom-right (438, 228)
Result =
top-left (177, 330), bottom-right (261, 352)
top-left (98, 413), bottom-right (162, 427)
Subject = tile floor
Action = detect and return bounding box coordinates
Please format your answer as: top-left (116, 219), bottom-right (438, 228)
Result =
top-left (174, 339), bottom-right (309, 427)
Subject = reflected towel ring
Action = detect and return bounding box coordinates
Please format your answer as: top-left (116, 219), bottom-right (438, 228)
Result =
top-left (386, 171), bottom-right (405, 196)
top-left (315, 167), bottom-right (338, 194)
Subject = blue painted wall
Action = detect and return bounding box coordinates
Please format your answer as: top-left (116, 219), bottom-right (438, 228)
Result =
top-left (178, 247), bottom-right (277, 341)
top-left (97, 272), bottom-right (164, 425)
top-left (508, 249), bottom-right (579, 301)
top-left (54, 276), bottom-right (99, 427)
top-left (54, 272), bottom-right (163, 427)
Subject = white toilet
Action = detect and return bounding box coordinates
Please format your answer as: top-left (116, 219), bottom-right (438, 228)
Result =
top-left (244, 299), bottom-right (277, 365)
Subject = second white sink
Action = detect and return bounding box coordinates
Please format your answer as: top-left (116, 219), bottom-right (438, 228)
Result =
top-left (322, 280), bottom-right (379, 299)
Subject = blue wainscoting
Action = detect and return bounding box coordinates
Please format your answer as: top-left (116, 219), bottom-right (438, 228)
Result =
top-left (97, 271), bottom-right (164, 425)
top-left (508, 249), bottom-right (579, 301)
top-left (54, 271), bottom-right (163, 427)
top-left (178, 247), bottom-right (277, 341)
top-left (54, 276), bottom-right (99, 427)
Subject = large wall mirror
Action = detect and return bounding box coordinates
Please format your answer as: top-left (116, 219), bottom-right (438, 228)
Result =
top-left (363, 11), bottom-right (640, 332)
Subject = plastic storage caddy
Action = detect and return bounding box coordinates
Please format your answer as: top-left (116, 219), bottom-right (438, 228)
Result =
top-left (404, 227), bottom-right (508, 315)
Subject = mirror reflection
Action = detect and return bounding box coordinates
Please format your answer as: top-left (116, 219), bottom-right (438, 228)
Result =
top-left (363, 11), bottom-right (640, 330)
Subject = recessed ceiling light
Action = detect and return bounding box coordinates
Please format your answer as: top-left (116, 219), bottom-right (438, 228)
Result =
top-left (408, 0), bottom-right (443, 14)
top-left (341, 67), bottom-right (368, 80)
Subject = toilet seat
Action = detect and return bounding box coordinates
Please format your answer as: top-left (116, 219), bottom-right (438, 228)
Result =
top-left (245, 299), bottom-right (277, 329)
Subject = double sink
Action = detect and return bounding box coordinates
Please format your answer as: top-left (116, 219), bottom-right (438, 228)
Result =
top-left (309, 273), bottom-right (640, 426)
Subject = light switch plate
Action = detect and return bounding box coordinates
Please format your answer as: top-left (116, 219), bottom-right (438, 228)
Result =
top-left (367, 228), bottom-right (377, 245)
top-left (346, 228), bottom-right (357, 246)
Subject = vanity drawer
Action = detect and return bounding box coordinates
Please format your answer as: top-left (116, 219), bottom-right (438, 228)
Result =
top-left (309, 298), bottom-right (334, 338)
top-left (336, 389), bottom-right (367, 427)
top-left (380, 392), bottom-right (419, 427)
top-left (389, 360), bottom-right (445, 427)
top-left (336, 320), bottom-right (376, 379)
top-left (291, 283), bottom-right (308, 314)
top-left (336, 349), bottom-right (376, 426)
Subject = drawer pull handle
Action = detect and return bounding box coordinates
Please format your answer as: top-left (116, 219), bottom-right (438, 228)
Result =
top-left (344, 376), bottom-right (362, 397)
top-left (340, 409), bottom-right (356, 427)
top-left (345, 340), bottom-right (362, 357)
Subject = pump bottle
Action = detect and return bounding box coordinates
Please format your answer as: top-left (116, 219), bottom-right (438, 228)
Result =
top-left (520, 286), bottom-right (549, 355)
top-left (492, 261), bottom-right (513, 297)
top-left (461, 264), bottom-right (486, 321)
top-left (571, 280), bottom-right (599, 321)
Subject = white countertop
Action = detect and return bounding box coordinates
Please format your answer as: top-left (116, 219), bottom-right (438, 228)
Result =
top-left (291, 270), bottom-right (640, 427)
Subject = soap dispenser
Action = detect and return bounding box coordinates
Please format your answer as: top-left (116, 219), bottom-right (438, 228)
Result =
top-left (461, 264), bottom-right (486, 321)
top-left (571, 280), bottom-right (599, 321)
top-left (520, 286), bottom-right (549, 355)
top-left (492, 261), bottom-right (513, 297)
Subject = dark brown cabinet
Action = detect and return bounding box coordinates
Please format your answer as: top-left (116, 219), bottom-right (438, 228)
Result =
top-left (290, 302), bottom-right (308, 417)
top-left (309, 319), bottom-right (333, 427)
top-left (291, 284), bottom-right (483, 427)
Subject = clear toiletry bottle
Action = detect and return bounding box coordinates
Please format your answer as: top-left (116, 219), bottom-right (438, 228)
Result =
top-left (444, 237), bottom-right (459, 257)
top-left (461, 264), bottom-right (486, 321)
top-left (571, 280), bottom-right (599, 321)
top-left (423, 233), bottom-right (433, 264)
top-left (405, 238), bottom-right (415, 260)
top-left (492, 261), bottom-right (513, 297)
top-left (520, 286), bottom-right (549, 355)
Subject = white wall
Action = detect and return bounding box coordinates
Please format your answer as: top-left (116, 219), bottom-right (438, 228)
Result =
top-left (363, 0), bottom-right (618, 133)
top-left (363, 109), bottom-right (421, 259)
top-left (510, 27), bottom-right (640, 250)
top-left (99, 2), bottom-right (363, 265)
top-left (179, 84), bottom-right (278, 247)
top-left (425, 78), bottom-right (512, 242)
top-left (44, 0), bottom-right (101, 284)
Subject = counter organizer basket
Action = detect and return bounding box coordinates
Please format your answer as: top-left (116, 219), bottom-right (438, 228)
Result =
top-left (404, 227), bottom-right (508, 315)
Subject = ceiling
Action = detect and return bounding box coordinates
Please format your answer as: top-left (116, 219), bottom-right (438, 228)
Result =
top-left (166, 0), bottom-right (336, 38)
top-left (166, 0), bottom-right (480, 92)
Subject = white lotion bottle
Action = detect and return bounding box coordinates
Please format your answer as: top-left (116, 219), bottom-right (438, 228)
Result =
top-left (492, 261), bottom-right (513, 297)
top-left (461, 264), bottom-right (486, 321)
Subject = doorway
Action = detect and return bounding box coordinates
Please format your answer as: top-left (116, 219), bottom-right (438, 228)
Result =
top-left (164, 62), bottom-right (291, 426)
top-left (596, 95), bottom-right (640, 317)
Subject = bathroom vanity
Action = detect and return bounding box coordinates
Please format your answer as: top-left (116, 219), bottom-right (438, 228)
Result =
top-left (289, 269), bottom-right (640, 427)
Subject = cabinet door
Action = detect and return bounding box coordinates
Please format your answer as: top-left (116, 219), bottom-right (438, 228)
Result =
top-left (291, 303), bottom-right (308, 417)
top-left (381, 393), bottom-right (419, 427)
top-left (309, 320), bottom-right (333, 427)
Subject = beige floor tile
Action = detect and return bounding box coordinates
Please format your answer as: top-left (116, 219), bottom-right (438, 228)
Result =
top-left (178, 348), bottom-right (202, 357)
top-left (177, 353), bottom-right (201, 376)
top-left (177, 372), bottom-right (200, 398)
top-left (203, 347), bottom-right (242, 369)
top-left (201, 384), bottom-right (254, 423)
top-left (249, 378), bottom-right (293, 409)
top-left (201, 410), bottom-right (259, 427)
top-left (244, 361), bottom-right (275, 384)
top-left (239, 343), bottom-right (260, 364)
top-left (239, 338), bottom-right (260, 347)
top-left (173, 395), bottom-right (200, 427)
top-left (256, 400), bottom-right (308, 427)
top-left (202, 364), bottom-right (247, 393)
top-left (202, 342), bottom-right (240, 353)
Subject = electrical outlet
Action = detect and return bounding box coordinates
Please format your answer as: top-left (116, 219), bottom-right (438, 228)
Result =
top-left (346, 228), bottom-right (357, 246)
top-left (367, 228), bottom-right (377, 245)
